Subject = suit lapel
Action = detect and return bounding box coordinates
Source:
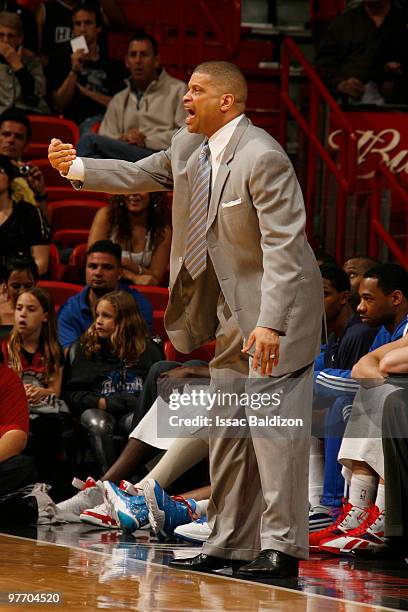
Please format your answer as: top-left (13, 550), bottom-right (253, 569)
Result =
top-left (206, 117), bottom-right (249, 231)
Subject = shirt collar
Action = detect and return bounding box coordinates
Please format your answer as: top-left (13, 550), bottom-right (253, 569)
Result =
top-left (208, 114), bottom-right (244, 162)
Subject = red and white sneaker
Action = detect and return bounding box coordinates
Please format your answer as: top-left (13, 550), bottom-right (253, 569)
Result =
top-left (309, 500), bottom-right (368, 550)
top-left (319, 505), bottom-right (386, 554)
top-left (80, 502), bottom-right (119, 529)
top-left (56, 477), bottom-right (104, 523)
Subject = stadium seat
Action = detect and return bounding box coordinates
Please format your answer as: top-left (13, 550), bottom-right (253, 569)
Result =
top-left (164, 340), bottom-right (215, 363)
top-left (24, 116), bottom-right (80, 160)
top-left (49, 200), bottom-right (106, 233)
top-left (62, 243), bottom-right (88, 283)
top-left (37, 280), bottom-right (83, 309)
top-left (130, 285), bottom-right (169, 310)
top-left (48, 243), bottom-right (65, 281)
top-left (52, 229), bottom-right (90, 248)
top-left (70, 243), bottom-right (88, 269)
top-left (28, 158), bottom-right (73, 188)
top-left (48, 188), bottom-right (109, 202)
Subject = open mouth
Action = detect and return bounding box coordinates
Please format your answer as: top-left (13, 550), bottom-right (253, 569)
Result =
top-left (185, 108), bottom-right (196, 124)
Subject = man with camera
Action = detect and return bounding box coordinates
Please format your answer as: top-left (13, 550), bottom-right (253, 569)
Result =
top-left (0, 109), bottom-right (48, 219)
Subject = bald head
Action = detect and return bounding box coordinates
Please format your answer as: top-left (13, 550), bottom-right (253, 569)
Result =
top-left (192, 61), bottom-right (248, 111)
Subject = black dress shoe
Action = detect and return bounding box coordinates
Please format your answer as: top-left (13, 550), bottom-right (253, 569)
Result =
top-left (236, 549), bottom-right (299, 579)
top-left (169, 553), bottom-right (243, 573)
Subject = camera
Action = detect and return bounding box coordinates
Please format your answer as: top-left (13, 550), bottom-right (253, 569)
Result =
top-left (18, 164), bottom-right (31, 177)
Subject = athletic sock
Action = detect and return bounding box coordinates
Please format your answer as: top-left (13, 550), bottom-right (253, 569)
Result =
top-left (349, 474), bottom-right (377, 508)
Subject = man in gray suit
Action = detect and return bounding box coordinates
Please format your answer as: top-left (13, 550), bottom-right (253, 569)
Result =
top-left (48, 61), bottom-right (323, 578)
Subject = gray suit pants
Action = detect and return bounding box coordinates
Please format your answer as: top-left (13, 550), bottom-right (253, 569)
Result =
top-left (202, 300), bottom-right (313, 561)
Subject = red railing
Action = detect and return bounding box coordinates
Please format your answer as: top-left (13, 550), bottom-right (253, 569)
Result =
top-left (279, 37), bottom-right (358, 263)
top-left (369, 164), bottom-right (408, 267)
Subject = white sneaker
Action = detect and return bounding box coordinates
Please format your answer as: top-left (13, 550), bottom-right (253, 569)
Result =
top-left (56, 477), bottom-right (104, 523)
top-left (174, 517), bottom-right (211, 543)
top-left (80, 502), bottom-right (119, 529)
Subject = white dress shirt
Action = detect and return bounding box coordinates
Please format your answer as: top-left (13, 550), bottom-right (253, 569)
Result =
top-left (64, 114), bottom-right (245, 184)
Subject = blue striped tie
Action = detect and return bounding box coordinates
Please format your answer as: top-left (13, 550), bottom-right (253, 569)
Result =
top-left (184, 142), bottom-right (211, 280)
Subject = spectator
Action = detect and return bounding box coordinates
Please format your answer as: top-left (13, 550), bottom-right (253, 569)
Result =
top-left (57, 240), bottom-right (153, 350)
top-left (316, 0), bottom-right (408, 105)
top-left (0, 154), bottom-right (50, 276)
top-left (62, 290), bottom-right (162, 476)
top-left (0, 0), bottom-right (39, 53)
top-left (88, 192), bottom-right (171, 285)
top-left (38, 0), bottom-right (125, 65)
top-left (343, 255), bottom-right (378, 309)
top-left (48, 2), bottom-right (127, 132)
top-left (1, 287), bottom-right (69, 487)
top-left (0, 109), bottom-right (48, 218)
top-left (0, 255), bottom-right (38, 335)
top-left (0, 12), bottom-right (49, 115)
top-left (76, 30), bottom-right (187, 161)
top-left (0, 351), bottom-right (37, 497)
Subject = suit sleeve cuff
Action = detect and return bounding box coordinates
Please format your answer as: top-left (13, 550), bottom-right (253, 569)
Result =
top-left (62, 157), bottom-right (85, 181)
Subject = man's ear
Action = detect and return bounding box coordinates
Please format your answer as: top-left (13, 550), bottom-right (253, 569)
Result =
top-left (220, 93), bottom-right (234, 113)
top-left (391, 289), bottom-right (403, 306)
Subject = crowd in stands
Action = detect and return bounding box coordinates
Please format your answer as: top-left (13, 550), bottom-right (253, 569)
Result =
top-left (0, 0), bottom-right (406, 568)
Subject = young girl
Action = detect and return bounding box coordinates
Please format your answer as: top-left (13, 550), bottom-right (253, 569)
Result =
top-left (1, 287), bottom-right (69, 485)
top-left (88, 192), bottom-right (171, 286)
top-left (63, 290), bottom-right (163, 476)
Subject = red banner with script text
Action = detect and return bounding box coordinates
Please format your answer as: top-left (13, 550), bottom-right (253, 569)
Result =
top-left (328, 111), bottom-right (408, 180)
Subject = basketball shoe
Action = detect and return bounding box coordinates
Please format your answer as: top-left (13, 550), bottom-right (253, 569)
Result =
top-left (103, 481), bottom-right (148, 533)
top-left (56, 477), bottom-right (104, 523)
top-left (174, 516), bottom-right (210, 543)
top-left (142, 478), bottom-right (198, 540)
top-left (309, 499), bottom-right (369, 550)
top-left (319, 505), bottom-right (386, 554)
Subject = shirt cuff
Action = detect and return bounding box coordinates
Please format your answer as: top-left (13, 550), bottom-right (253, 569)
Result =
top-left (62, 157), bottom-right (85, 181)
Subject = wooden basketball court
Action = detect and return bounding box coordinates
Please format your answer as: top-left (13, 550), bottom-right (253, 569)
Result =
top-left (0, 526), bottom-right (406, 611)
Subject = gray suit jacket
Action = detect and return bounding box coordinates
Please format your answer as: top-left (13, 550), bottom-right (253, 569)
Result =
top-left (79, 116), bottom-right (323, 375)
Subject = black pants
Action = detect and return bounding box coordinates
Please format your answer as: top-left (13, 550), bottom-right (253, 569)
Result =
top-left (28, 413), bottom-right (72, 486)
top-left (382, 385), bottom-right (408, 538)
top-left (0, 454), bottom-right (37, 497)
top-left (131, 359), bottom-right (207, 430)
